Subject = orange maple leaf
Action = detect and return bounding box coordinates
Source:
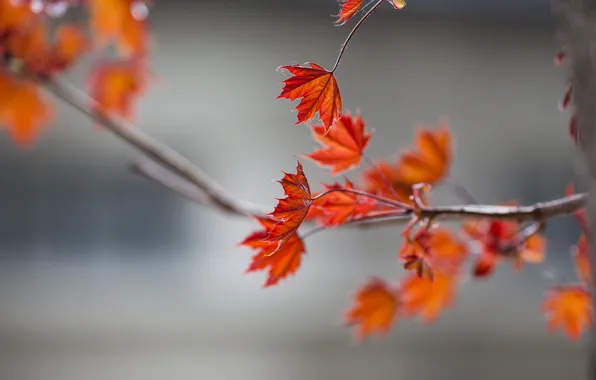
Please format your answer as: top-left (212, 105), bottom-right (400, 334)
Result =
top-left (265, 161), bottom-right (312, 249)
top-left (307, 179), bottom-right (377, 227)
top-left (87, 0), bottom-right (149, 57)
top-left (6, 21), bottom-right (88, 76)
top-left (335, 0), bottom-right (364, 24)
top-left (362, 121), bottom-right (452, 202)
top-left (305, 112), bottom-right (372, 174)
top-left (542, 286), bottom-right (593, 341)
top-left (400, 272), bottom-right (456, 323)
top-left (397, 120), bottom-right (452, 185)
top-left (278, 63), bottom-right (342, 131)
top-left (0, 69), bottom-right (53, 147)
top-left (88, 58), bottom-right (148, 120)
top-left (240, 217), bottom-right (306, 287)
top-left (399, 228), bottom-right (468, 278)
top-left (345, 278), bottom-right (400, 340)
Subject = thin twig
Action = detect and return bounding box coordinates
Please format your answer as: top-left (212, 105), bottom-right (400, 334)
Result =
top-left (42, 77), bottom-right (267, 217)
top-left (331, 0), bottom-right (384, 72)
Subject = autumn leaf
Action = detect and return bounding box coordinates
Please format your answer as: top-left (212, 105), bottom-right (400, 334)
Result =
top-left (335, 0), bottom-right (364, 24)
top-left (307, 179), bottom-right (377, 227)
top-left (399, 227), bottom-right (468, 278)
top-left (400, 272), bottom-right (456, 323)
top-left (397, 120), bottom-right (452, 185)
top-left (305, 112), bottom-right (372, 174)
top-left (87, 0), bottom-right (149, 57)
top-left (3, 20), bottom-right (87, 76)
top-left (88, 58), bottom-right (148, 120)
top-left (361, 161), bottom-right (414, 203)
top-left (0, 0), bottom-right (36, 35)
top-left (240, 217), bottom-right (306, 287)
top-left (265, 161), bottom-right (312, 249)
top-left (542, 286), bottom-right (593, 341)
top-left (0, 69), bottom-right (53, 147)
top-left (345, 278), bottom-right (400, 340)
top-left (389, 0), bottom-right (407, 9)
top-left (462, 215), bottom-right (545, 278)
top-left (362, 122), bottom-right (453, 202)
top-left (278, 63), bottom-right (342, 130)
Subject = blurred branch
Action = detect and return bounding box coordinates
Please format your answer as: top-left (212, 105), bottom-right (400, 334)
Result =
top-left (42, 77), bottom-right (269, 217)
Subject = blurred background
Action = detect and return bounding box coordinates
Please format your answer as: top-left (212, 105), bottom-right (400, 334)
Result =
top-left (0, 0), bottom-right (588, 379)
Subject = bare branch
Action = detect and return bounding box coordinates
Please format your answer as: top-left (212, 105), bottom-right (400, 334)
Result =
top-left (41, 77), bottom-right (267, 217)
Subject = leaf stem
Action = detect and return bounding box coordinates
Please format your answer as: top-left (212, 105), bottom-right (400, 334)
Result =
top-left (331, 0), bottom-right (384, 73)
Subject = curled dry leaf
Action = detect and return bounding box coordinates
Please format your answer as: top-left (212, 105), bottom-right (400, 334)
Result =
top-left (88, 58), bottom-right (148, 120)
top-left (305, 112), bottom-right (372, 174)
top-left (240, 217), bottom-right (306, 287)
top-left (542, 286), bottom-right (593, 341)
top-left (345, 278), bottom-right (400, 340)
top-left (87, 0), bottom-right (150, 57)
top-left (307, 179), bottom-right (377, 227)
top-left (278, 63), bottom-right (342, 131)
top-left (0, 69), bottom-right (53, 147)
top-left (400, 272), bottom-right (456, 323)
top-left (265, 161), bottom-right (312, 249)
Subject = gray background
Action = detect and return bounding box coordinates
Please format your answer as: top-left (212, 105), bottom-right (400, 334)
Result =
top-left (0, 0), bottom-right (587, 379)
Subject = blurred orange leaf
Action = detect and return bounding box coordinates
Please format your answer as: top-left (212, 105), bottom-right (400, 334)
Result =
top-left (398, 120), bottom-right (452, 185)
top-left (278, 63), bottom-right (342, 131)
top-left (399, 228), bottom-right (468, 278)
top-left (241, 217), bottom-right (306, 287)
top-left (0, 0), bottom-right (36, 35)
top-left (305, 112), bottom-right (371, 174)
top-left (362, 121), bottom-right (452, 202)
top-left (345, 278), bottom-right (400, 340)
top-left (0, 69), bottom-right (53, 147)
top-left (335, 0), bottom-right (364, 24)
top-left (87, 0), bottom-right (149, 57)
top-left (265, 161), bottom-right (312, 249)
top-left (89, 58), bottom-right (148, 120)
top-left (400, 272), bottom-right (456, 323)
top-left (307, 179), bottom-right (376, 227)
top-left (542, 286), bottom-right (593, 341)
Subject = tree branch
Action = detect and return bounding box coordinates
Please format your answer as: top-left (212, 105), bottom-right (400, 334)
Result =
top-left (38, 77), bottom-right (586, 230)
top-left (41, 77), bottom-right (268, 217)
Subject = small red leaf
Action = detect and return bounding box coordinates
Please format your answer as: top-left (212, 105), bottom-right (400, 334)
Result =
top-left (278, 63), bottom-right (342, 130)
top-left (335, 0), bottom-right (364, 24)
top-left (305, 112), bottom-right (372, 174)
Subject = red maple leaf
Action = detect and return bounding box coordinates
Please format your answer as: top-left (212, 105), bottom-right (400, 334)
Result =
top-left (265, 161), bottom-right (312, 249)
top-left (345, 278), bottom-right (400, 340)
top-left (306, 179), bottom-right (377, 227)
top-left (240, 217), bottom-right (306, 287)
top-left (305, 112), bottom-right (372, 174)
top-left (278, 63), bottom-right (342, 130)
top-left (542, 286), bottom-right (593, 341)
top-left (335, 0), bottom-right (364, 24)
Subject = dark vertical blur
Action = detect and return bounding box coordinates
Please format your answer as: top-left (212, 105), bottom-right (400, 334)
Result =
top-left (0, 1), bottom-right (587, 379)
